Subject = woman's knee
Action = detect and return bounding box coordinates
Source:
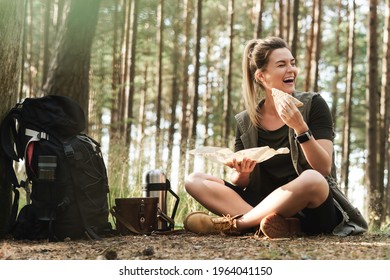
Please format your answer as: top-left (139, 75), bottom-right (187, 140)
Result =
top-left (184, 172), bottom-right (205, 192)
top-left (301, 169), bottom-right (327, 186)
top-left (299, 169), bottom-right (329, 206)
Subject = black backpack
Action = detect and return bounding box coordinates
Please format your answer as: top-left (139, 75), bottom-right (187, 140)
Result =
top-left (0, 95), bottom-right (112, 241)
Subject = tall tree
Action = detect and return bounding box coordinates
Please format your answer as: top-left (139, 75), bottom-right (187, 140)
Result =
top-left (166, 0), bottom-right (181, 177)
top-left (203, 31), bottom-right (213, 147)
top-left (178, 0), bottom-right (192, 187)
top-left (290, 0), bottom-right (299, 58)
top-left (43, 0), bottom-right (101, 122)
top-left (155, 0), bottom-right (164, 168)
top-left (304, 0), bottom-right (315, 92)
top-left (282, 0), bottom-right (291, 42)
top-left (136, 62), bottom-right (148, 186)
top-left (125, 0), bottom-right (139, 146)
top-left (18, 0), bottom-right (28, 100)
top-left (0, 0), bottom-right (25, 238)
top-left (109, 0), bottom-right (121, 141)
top-left (278, 0), bottom-right (284, 38)
top-left (366, 0), bottom-right (381, 229)
top-left (223, 0), bottom-right (234, 147)
top-left (108, 0), bottom-right (123, 182)
top-left (380, 0), bottom-right (390, 221)
top-left (26, 0), bottom-right (36, 97)
top-left (41, 0), bottom-right (52, 87)
top-left (118, 0), bottom-right (131, 141)
top-left (310, 0), bottom-right (321, 92)
top-left (188, 0), bottom-right (202, 173)
top-left (253, 0), bottom-right (264, 39)
top-left (340, 0), bottom-right (356, 198)
top-left (331, 0), bottom-right (343, 124)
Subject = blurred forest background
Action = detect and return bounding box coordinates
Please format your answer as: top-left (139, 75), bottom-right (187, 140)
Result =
top-left (0, 0), bottom-right (389, 231)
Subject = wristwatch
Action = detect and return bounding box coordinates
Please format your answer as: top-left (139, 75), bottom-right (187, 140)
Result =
top-left (294, 130), bottom-right (313, 144)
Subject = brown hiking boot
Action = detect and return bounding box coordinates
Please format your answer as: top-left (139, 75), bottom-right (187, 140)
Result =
top-left (184, 211), bottom-right (242, 235)
top-left (260, 213), bottom-right (301, 239)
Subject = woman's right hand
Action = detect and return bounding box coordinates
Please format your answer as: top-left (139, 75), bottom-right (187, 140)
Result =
top-left (226, 157), bottom-right (257, 174)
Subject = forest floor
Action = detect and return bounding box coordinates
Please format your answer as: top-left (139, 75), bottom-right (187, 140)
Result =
top-left (1, 231), bottom-right (390, 260)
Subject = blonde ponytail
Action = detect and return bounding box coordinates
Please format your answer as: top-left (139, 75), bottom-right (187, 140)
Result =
top-left (241, 37), bottom-right (290, 128)
top-left (242, 39), bottom-right (263, 128)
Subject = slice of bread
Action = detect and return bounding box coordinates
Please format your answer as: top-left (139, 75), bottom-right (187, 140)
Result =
top-left (271, 88), bottom-right (303, 107)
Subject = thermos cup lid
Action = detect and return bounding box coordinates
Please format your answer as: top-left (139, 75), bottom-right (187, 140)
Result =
top-left (145, 169), bottom-right (166, 184)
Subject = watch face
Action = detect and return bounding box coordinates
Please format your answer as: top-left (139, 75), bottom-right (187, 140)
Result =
top-left (297, 134), bottom-right (309, 142)
top-left (296, 131), bottom-right (312, 143)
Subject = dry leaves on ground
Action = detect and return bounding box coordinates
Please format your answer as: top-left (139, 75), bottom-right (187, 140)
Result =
top-left (1, 232), bottom-right (390, 260)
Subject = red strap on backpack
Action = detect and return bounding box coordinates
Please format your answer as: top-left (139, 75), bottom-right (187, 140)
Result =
top-left (26, 141), bottom-right (36, 177)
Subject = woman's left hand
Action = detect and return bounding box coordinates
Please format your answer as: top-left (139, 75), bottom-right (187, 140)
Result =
top-left (226, 157), bottom-right (257, 174)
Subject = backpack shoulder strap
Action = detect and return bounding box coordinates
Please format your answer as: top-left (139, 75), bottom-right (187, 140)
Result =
top-left (1, 108), bottom-right (25, 161)
top-left (1, 107), bottom-right (32, 234)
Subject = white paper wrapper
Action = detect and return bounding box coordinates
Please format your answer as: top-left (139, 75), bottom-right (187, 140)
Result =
top-left (189, 146), bottom-right (289, 165)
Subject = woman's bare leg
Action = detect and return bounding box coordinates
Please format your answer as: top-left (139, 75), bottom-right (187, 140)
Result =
top-left (185, 169), bottom-right (330, 231)
top-left (238, 169), bottom-right (329, 229)
top-left (185, 172), bottom-right (253, 216)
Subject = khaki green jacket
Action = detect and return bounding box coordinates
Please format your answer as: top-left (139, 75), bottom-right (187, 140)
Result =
top-left (234, 92), bottom-right (368, 236)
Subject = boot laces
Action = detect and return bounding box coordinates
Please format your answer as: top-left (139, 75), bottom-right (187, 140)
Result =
top-left (212, 214), bottom-right (237, 231)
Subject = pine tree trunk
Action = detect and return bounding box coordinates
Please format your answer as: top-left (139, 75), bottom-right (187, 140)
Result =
top-left (126, 0), bottom-right (139, 147)
top-left (43, 0), bottom-right (101, 124)
top-left (155, 0), bottom-right (164, 168)
top-left (118, 0), bottom-right (130, 141)
top-left (366, 0), bottom-right (382, 229)
top-left (41, 0), bottom-right (52, 87)
top-left (290, 0), bottom-right (299, 58)
top-left (167, 0), bottom-right (181, 178)
top-left (253, 0), bottom-right (263, 39)
top-left (304, 1), bottom-right (315, 92)
top-left (311, 0), bottom-right (322, 93)
top-left (331, 0), bottom-right (342, 125)
top-left (178, 0), bottom-right (192, 188)
top-left (223, 0), bottom-right (234, 147)
top-left (108, 0), bottom-right (122, 183)
top-left (0, 0), bottom-right (24, 238)
top-left (136, 63), bottom-right (148, 186)
top-left (278, 0), bottom-right (284, 38)
top-left (109, 0), bottom-right (121, 141)
top-left (203, 33), bottom-right (212, 147)
top-left (380, 0), bottom-right (390, 221)
top-left (188, 0), bottom-right (202, 173)
top-left (340, 0), bottom-right (356, 198)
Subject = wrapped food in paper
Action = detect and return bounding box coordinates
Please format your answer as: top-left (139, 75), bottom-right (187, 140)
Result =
top-left (189, 146), bottom-right (289, 165)
top-left (271, 88), bottom-right (303, 107)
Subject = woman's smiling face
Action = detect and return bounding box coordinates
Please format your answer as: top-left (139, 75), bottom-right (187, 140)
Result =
top-left (258, 47), bottom-right (298, 94)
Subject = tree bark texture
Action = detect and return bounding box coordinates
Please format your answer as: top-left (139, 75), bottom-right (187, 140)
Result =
top-left (310, 0), bottom-right (322, 93)
top-left (0, 0), bottom-right (24, 238)
top-left (340, 0), bottom-right (356, 198)
top-left (43, 0), bottom-right (101, 123)
top-left (253, 0), bottom-right (263, 39)
top-left (223, 0), bottom-right (234, 147)
top-left (330, 0), bottom-right (342, 126)
top-left (178, 0), bottom-right (192, 187)
top-left (125, 0), bottom-right (139, 146)
top-left (366, 0), bottom-right (382, 229)
top-left (380, 0), bottom-right (390, 221)
top-left (155, 0), bottom-right (164, 168)
top-left (188, 0), bottom-right (202, 173)
top-left (167, 0), bottom-right (181, 177)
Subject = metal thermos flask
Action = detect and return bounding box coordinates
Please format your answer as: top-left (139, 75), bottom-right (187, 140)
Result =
top-left (143, 170), bottom-right (179, 231)
top-left (37, 155), bottom-right (57, 220)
